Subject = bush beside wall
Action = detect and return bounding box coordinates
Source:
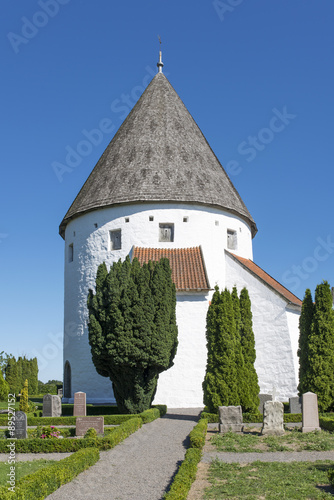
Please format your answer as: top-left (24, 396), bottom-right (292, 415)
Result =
top-left (0, 447), bottom-right (100, 499)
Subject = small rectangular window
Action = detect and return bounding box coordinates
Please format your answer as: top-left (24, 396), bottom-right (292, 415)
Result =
top-left (149, 216), bottom-right (154, 222)
top-left (159, 223), bottom-right (174, 242)
top-left (69, 244), bottom-right (73, 263)
top-left (227, 229), bottom-right (237, 250)
top-left (110, 229), bottom-right (121, 250)
top-left (183, 217), bottom-right (188, 223)
top-left (125, 217), bottom-right (130, 223)
top-left (215, 220), bottom-right (219, 226)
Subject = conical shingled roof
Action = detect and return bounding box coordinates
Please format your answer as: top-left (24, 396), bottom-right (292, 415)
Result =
top-left (59, 72), bottom-right (257, 238)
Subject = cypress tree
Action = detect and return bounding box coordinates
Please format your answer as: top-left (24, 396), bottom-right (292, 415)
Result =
top-left (0, 371), bottom-right (10, 401)
top-left (304, 281), bottom-right (334, 412)
top-left (203, 287), bottom-right (239, 413)
top-left (297, 288), bottom-right (314, 395)
top-left (19, 379), bottom-right (29, 413)
top-left (231, 286), bottom-right (247, 410)
top-left (88, 256), bottom-right (178, 413)
top-left (239, 287), bottom-right (260, 413)
top-left (5, 357), bottom-right (19, 395)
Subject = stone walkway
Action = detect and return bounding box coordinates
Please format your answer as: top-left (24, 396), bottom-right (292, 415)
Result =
top-left (45, 408), bottom-right (201, 500)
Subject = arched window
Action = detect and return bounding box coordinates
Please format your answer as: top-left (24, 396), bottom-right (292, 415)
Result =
top-left (64, 361), bottom-right (71, 398)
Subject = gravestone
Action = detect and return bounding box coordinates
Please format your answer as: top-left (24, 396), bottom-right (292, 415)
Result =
top-left (258, 394), bottom-right (272, 414)
top-left (52, 395), bottom-right (62, 417)
top-left (76, 416), bottom-right (104, 436)
top-left (43, 394), bottom-right (62, 417)
top-left (302, 392), bottom-right (321, 433)
top-left (73, 392), bottom-right (86, 416)
top-left (218, 406), bottom-right (243, 433)
top-left (43, 394), bottom-right (53, 417)
top-left (57, 388), bottom-right (63, 397)
top-left (289, 396), bottom-right (302, 414)
top-left (14, 411), bottom-right (27, 439)
top-left (261, 401), bottom-right (284, 436)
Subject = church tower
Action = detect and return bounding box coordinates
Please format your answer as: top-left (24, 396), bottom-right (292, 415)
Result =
top-left (60, 54), bottom-right (300, 406)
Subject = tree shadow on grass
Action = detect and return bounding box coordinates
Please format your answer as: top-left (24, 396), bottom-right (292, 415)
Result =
top-left (309, 463), bottom-right (334, 497)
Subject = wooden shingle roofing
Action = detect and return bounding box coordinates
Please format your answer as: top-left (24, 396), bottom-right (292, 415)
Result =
top-left (132, 246), bottom-right (211, 292)
top-left (227, 251), bottom-right (302, 307)
top-left (60, 72), bottom-right (257, 238)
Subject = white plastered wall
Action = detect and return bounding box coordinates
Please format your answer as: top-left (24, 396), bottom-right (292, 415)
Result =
top-left (225, 253), bottom-right (299, 400)
top-left (62, 203), bottom-right (253, 405)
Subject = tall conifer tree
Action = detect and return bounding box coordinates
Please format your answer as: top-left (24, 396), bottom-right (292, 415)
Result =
top-left (303, 281), bottom-right (334, 411)
top-left (203, 287), bottom-right (239, 412)
top-left (297, 288), bottom-right (314, 395)
top-left (239, 287), bottom-right (260, 412)
top-left (231, 286), bottom-right (247, 410)
top-left (88, 256), bottom-right (178, 413)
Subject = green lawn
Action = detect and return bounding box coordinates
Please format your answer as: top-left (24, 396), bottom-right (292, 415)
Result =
top-left (205, 460), bottom-right (334, 499)
top-left (211, 428), bottom-right (334, 453)
top-left (0, 459), bottom-right (56, 485)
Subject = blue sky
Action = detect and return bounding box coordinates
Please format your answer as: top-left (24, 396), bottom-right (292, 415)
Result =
top-left (1, 1), bottom-right (333, 382)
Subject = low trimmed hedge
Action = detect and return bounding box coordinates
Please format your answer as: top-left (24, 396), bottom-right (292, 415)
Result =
top-left (0, 417), bottom-right (142, 453)
top-left (0, 406), bottom-right (167, 427)
top-left (164, 418), bottom-right (208, 500)
top-left (328, 467), bottom-right (334, 486)
top-left (189, 418), bottom-right (208, 449)
top-left (201, 411), bottom-right (303, 424)
top-left (320, 416), bottom-right (334, 432)
top-left (0, 447), bottom-right (100, 499)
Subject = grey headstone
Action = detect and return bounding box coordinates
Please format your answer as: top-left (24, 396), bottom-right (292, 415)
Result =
top-left (261, 401), bottom-right (284, 436)
top-left (289, 396), bottom-right (302, 414)
top-left (218, 406), bottom-right (243, 433)
top-left (14, 411), bottom-right (27, 439)
top-left (76, 416), bottom-right (104, 436)
top-left (73, 392), bottom-right (86, 416)
top-left (302, 392), bottom-right (321, 433)
top-left (57, 388), bottom-right (63, 397)
top-left (43, 394), bottom-right (53, 417)
top-left (52, 395), bottom-right (62, 417)
top-left (43, 394), bottom-right (62, 417)
top-left (258, 394), bottom-right (272, 414)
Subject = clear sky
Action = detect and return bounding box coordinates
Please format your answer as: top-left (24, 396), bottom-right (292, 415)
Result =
top-left (1, 1), bottom-right (333, 383)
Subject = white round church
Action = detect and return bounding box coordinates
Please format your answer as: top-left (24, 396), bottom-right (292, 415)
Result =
top-left (60, 55), bottom-right (301, 407)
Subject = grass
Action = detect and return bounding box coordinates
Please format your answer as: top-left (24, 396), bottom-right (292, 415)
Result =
top-left (205, 460), bottom-right (334, 499)
top-left (211, 428), bottom-right (334, 453)
top-left (0, 459), bottom-right (56, 484)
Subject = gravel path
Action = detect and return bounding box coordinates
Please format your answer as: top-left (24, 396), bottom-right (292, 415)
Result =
top-left (44, 408), bottom-right (201, 500)
top-left (202, 450), bottom-right (334, 463)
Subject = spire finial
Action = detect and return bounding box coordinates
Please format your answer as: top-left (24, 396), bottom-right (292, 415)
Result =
top-left (157, 35), bottom-right (163, 73)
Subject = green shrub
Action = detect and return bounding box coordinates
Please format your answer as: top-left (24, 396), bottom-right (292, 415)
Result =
top-left (0, 447), bottom-right (99, 499)
top-left (329, 467), bottom-right (334, 486)
top-left (139, 408), bottom-right (160, 423)
top-left (201, 411), bottom-right (218, 423)
top-left (164, 418), bottom-right (208, 499)
top-left (61, 405), bottom-right (120, 416)
top-left (320, 416), bottom-right (334, 432)
top-left (283, 413), bottom-right (302, 423)
top-left (0, 417), bottom-right (143, 453)
top-left (84, 428), bottom-right (98, 439)
top-left (189, 419), bottom-right (207, 449)
top-left (164, 447), bottom-right (202, 499)
top-left (152, 404), bottom-right (167, 417)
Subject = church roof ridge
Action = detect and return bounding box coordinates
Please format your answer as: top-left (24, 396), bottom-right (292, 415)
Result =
top-left (59, 69), bottom-right (257, 238)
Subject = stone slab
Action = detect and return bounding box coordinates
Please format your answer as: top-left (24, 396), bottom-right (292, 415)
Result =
top-left (302, 392), bottom-right (321, 433)
top-left (43, 394), bottom-right (53, 417)
top-left (289, 396), bottom-right (302, 414)
top-left (218, 405), bottom-right (243, 424)
top-left (76, 416), bottom-right (104, 436)
top-left (261, 401), bottom-right (284, 436)
top-left (73, 392), bottom-right (86, 416)
top-left (258, 394), bottom-right (272, 414)
top-left (14, 411), bottom-right (27, 439)
top-left (219, 423), bottom-right (244, 433)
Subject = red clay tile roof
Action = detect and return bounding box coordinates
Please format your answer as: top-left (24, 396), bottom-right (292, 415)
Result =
top-left (133, 246), bottom-right (211, 291)
top-left (227, 251), bottom-right (302, 307)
